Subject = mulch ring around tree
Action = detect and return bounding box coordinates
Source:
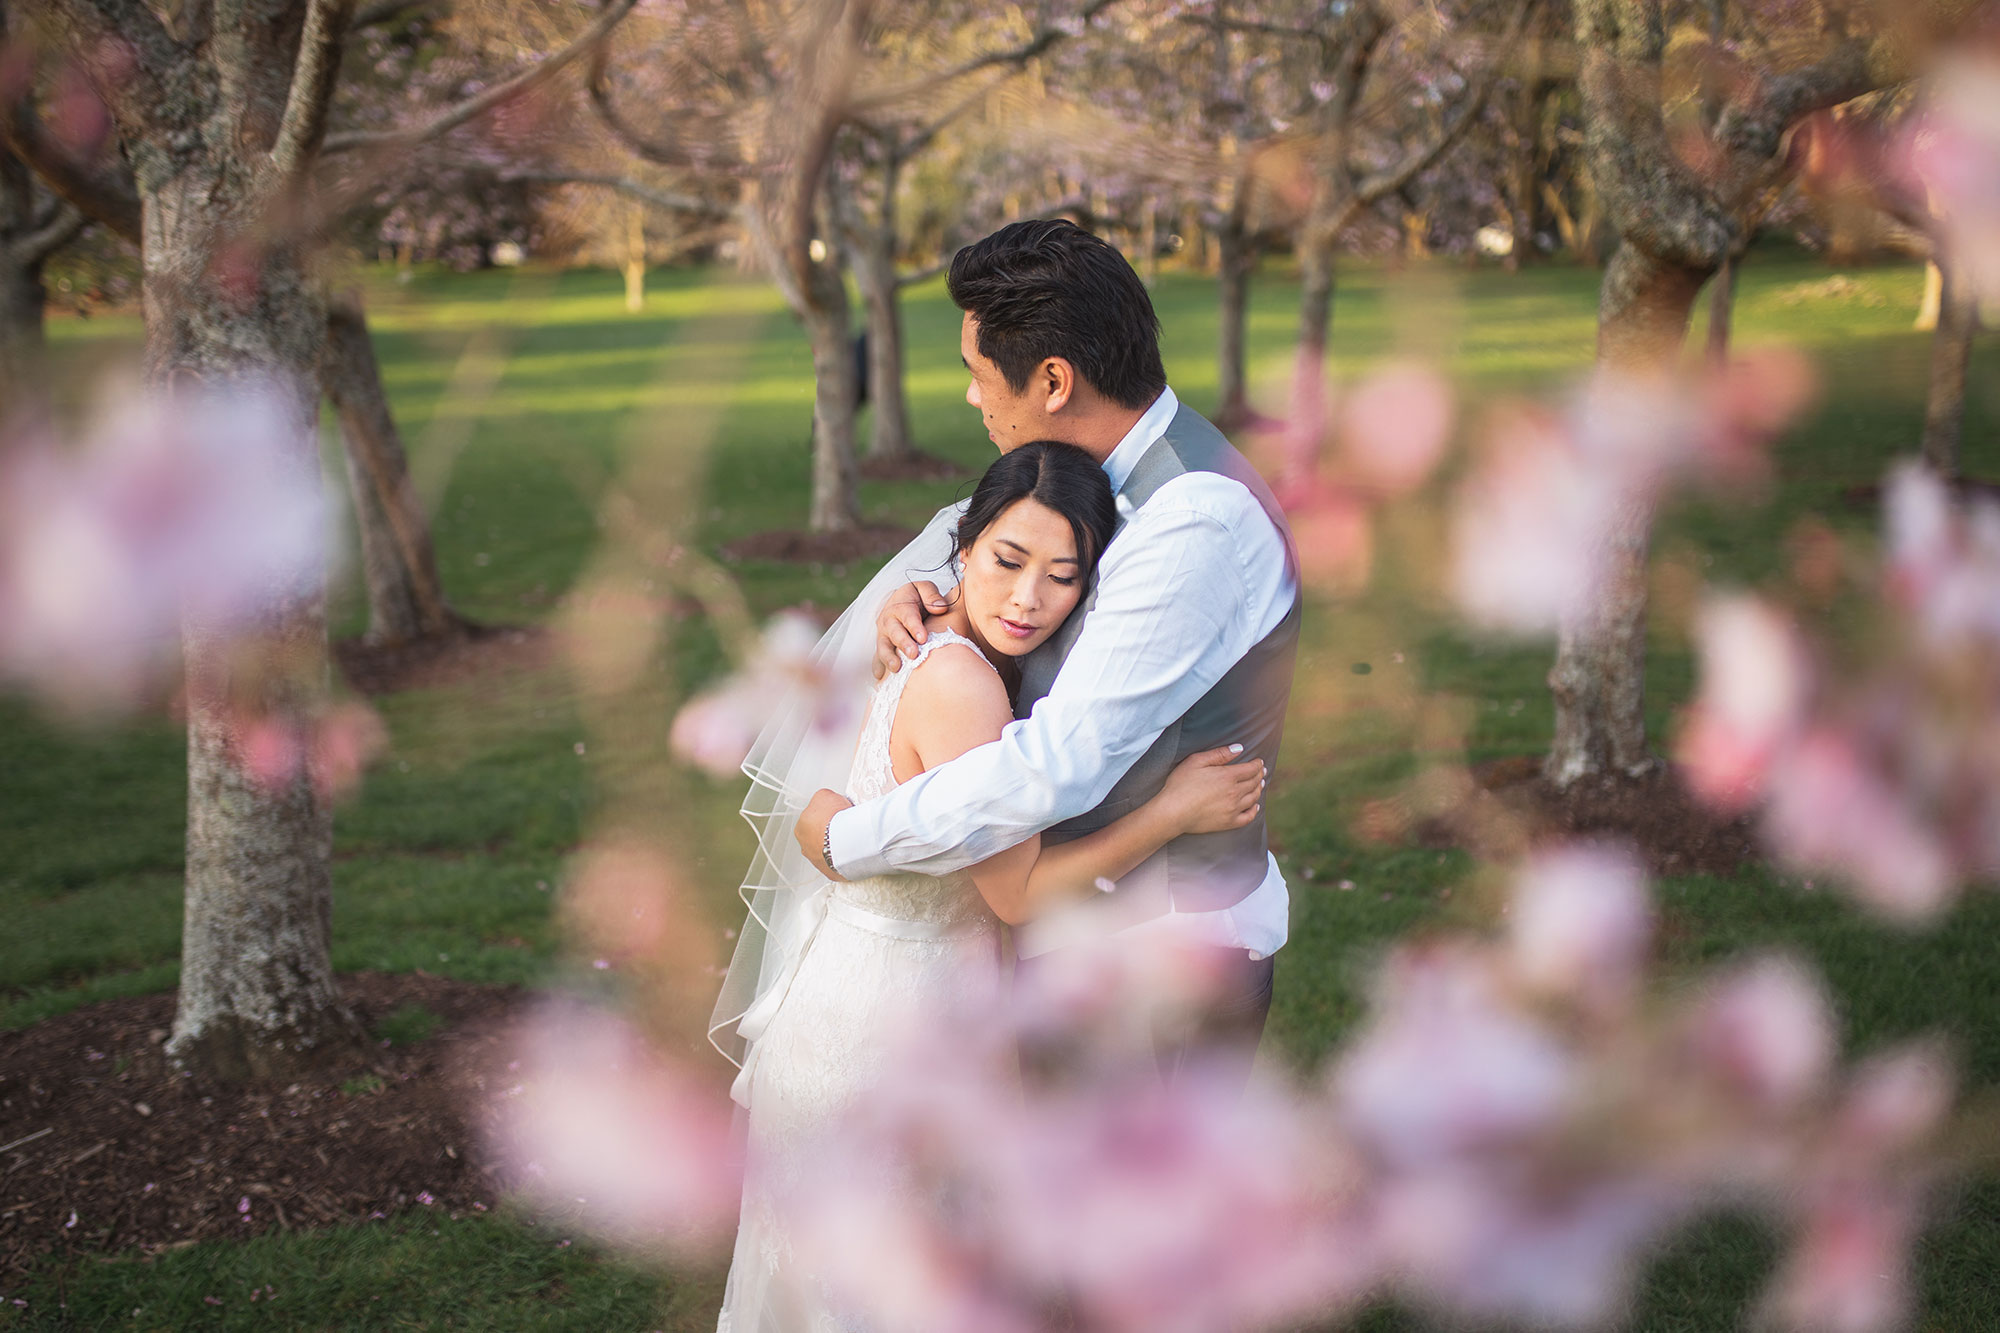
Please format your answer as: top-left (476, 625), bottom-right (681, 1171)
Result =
top-left (0, 974), bottom-right (530, 1279)
top-left (857, 451), bottom-right (968, 483)
top-left (719, 524), bottom-right (918, 566)
top-left (334, 624), bottom-right (553, 696)
top-left (1411, 756), bottom-right (1760, 878)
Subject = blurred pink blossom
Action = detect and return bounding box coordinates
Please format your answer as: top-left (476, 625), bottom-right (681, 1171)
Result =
top-left (1909, 57), bottom-right (2000, 307)
top-left (1333, 942), bottom-right (1575, 1166)
top-left (0, 377), bottom-right (330, 711)
top-left (237, 702), bottom-right (387, 801)
top-left (1677, 595), bottom-right (1810, 810)
top-left (670, 610), bottom-right (860, 778)
top-left (1504, 842), bottom-right (1654, 1015)
top-left (1338, 362), bottom-right (1455, 497)
top-left (488, 1000), bottom-right (740, 1253)
top-left (1679, 955), bottom-right (1834, 1113)
top-left (1762, 730), bottom-right (1956, 923)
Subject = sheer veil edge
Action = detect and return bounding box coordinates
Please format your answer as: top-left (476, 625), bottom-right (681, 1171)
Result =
top-left (706, 502), bottom-right (965, 1069)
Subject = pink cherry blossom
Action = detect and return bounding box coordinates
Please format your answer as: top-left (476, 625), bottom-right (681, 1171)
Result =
top-left (1677, 595), bottom-right (1810, 810)
top-left (1762, 730), bottom-right (1956, 924)
top-left (670, 610), bottom-right (862, 778)
top-left (0, 376), bottom-right (329, 712)
top-left (488, 1000), bottom-right (741, 1253)
top-left (1505, 841), bottom-right (1654, 1016)
top-left (1680, 954), bottom-right (1835, 1113)
top-left (1338, 362), bottom-right (1455, 497)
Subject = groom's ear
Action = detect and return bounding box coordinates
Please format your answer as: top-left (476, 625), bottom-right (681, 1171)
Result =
top-left (1041, 357), bottom-right (1078, 415)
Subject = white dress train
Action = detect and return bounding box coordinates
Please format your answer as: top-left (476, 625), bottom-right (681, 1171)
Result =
top-left (717, 629), bottom-right (1006, 1333)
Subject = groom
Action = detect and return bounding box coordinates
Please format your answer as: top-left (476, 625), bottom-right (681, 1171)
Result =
top-left (794, 219), bottom-right (1300, 1083)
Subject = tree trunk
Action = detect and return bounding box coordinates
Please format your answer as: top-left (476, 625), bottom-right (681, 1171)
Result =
top-left (1297, 230), bottom-right (1338, 365)
top-left (1544, 243), bottom-right (1710, 788)
top-left (804, 297), bottom-right (861, 531)
top-left (623, 205), bottom-right (645, 312)
top-left (321, 291), bottom-right (463, 646)
top-left (851, 220), bottom-right (913, 464)
top-left (150, 182), bottom-right (361, 1082)
top-left (1920, 259), bottom-right (1977, 479)
top-left (1705, 252), bottom-right (1738, 366)
top-left (1915, 260), bottom-right (1943, 332)
top-left (1138, 196), bottom-right (1158, 287)
top-left (0, 244), bottom-right (45, 414)
top-left (0, 149), bottom-right (49, 413)
top-left (1214, 219), bottom-right (1256, 429)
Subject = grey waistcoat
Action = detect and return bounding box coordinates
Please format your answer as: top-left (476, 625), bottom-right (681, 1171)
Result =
top-left (1015, 403), bottom-right (1302, 915)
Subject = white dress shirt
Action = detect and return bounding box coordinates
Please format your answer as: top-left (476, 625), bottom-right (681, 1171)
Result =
top-left (827, 386), bottom-right (1295, 960)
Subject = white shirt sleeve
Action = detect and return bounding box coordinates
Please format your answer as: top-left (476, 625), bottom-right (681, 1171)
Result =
top-left (828, 483), bottom-right (1279, 879)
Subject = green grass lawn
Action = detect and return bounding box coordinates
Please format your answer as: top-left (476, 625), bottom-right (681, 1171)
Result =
top-left (4, 251), bottom-right (1998, 1329)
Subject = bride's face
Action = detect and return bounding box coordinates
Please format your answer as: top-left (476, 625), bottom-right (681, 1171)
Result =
top-left (958, 498), bottom-right (1087, 657)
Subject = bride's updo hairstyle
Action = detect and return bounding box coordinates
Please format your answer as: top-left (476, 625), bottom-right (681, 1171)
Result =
top-left (953, 442), bottom-right (1117, 593)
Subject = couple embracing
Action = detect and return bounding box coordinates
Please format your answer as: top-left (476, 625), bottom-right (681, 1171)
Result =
top-left (710, 219), bottom-right (1302, 1331)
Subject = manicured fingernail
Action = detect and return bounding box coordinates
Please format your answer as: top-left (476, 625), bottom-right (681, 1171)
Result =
top-left (1228, 744), bottom-right (1244, 755)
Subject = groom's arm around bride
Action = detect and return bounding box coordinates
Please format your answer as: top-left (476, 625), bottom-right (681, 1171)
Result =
top-left (796, 219), bottom-right (1303, 1084)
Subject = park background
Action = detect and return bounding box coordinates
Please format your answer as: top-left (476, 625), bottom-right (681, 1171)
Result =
top-left (1, 2), bottom-right (1998, 1330)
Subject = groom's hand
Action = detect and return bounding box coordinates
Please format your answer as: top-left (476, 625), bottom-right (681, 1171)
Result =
top-left (874, 580), bottom-right (949, 679)
top-left (795, 789), bottom-right (854, 881)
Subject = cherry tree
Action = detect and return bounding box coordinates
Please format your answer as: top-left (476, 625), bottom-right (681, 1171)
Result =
top-left (1542, 0), bottom-right (1962, 790)
top-left (585, 0), bottom-right (1115, 534)
top-left (0, 0), bottom-right (638, 1079)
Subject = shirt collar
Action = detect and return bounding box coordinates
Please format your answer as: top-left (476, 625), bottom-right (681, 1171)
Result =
top-left (1100, 386), bottom-right (1179, 497)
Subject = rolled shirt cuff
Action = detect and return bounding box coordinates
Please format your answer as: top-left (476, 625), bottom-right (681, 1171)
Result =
top-left (824, 805), bottom-right (886, 882)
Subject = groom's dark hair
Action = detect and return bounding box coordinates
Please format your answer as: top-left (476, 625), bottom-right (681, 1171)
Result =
top-left (947, 219), bottom-right (1167, 411)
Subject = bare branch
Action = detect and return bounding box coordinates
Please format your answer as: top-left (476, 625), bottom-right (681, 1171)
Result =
top-left (1712, 36), bottom-right (1876, 166)
top-left (894, 257), bottom-right (947, 290)
top-left (1353, 0), bottom-right (1539, 205)
top-left (269, 0), bottom-right (355, 188)
top-left (322, 0), bottom-right (639, 155)
top-left (13, 197), bottom-right (86, 262)
top-left (496, 170), bottom-right (736, 219)
top-left (0, 90), bottom-right (141, 240)
top-left (585, 43), bottom-right (749, 172)
top-left (846, 0), bottom-right (1121, 114)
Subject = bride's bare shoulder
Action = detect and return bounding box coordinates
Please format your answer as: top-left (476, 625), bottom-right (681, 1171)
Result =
top-left (894, 637), bottom-right (1010, 761)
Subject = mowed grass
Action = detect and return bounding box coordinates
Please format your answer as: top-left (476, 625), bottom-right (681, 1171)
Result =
top-left (4, 252), bottom-right (1999, 1329)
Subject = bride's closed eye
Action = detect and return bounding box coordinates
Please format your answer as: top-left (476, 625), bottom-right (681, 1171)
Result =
top-left (994, 553), bottom-right (1076, 587)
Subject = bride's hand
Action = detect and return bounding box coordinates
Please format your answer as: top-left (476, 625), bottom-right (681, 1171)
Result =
top-left (1157, 745), bottom-right (1264, 836)
top-left (875, 580), bottom-right (950, 679)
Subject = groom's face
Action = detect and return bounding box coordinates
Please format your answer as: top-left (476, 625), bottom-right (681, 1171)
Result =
top-left (960, 313), bottom-right (1047, 454)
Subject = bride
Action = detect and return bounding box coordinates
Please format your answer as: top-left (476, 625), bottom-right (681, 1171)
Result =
top-left (713, 441), bottom-right (1265, 1332)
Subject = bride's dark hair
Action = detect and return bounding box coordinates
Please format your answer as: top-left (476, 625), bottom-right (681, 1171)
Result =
top-left (952, 442), bottom-right (1117, 591)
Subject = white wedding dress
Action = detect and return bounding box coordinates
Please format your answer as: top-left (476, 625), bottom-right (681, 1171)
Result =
top-left (717, 629), bottom-right (1007, 1333)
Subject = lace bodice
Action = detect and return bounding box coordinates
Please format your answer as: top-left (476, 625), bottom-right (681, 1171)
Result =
top-left (833, 627), bottom-right (998, 928)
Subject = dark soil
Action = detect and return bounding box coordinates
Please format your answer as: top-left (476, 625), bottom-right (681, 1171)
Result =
top-left (719, 524), bottom-right (919, 566)
top-left (0, 974), bottom-right (527, 1277)
top-left (858, 451), bottom-right (968, 482)
top-left (1412, 756), bottom-right (1760, 878)
top-left (334, 625), bottom-right (553, 696)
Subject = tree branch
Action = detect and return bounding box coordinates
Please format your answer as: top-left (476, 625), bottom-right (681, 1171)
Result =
top-left (1712, 35), bottom-right (1876, 167)
top-left (269, 0), bottom-right (354, 187)
top-left (496, 170), bottom-right (735, 218)
top-left (845, 0), bottom-right (1121, 113)
top-left (322, 0), bottom-right (639, 154)
top-left (894, 256), bottom-right (947, 289)
top-left (0, 90), bottom-right (141, 240)
top-left (1353, 0), bottom-right (1538, 205)
top-left (13, 196), bottom-right (86, 262)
